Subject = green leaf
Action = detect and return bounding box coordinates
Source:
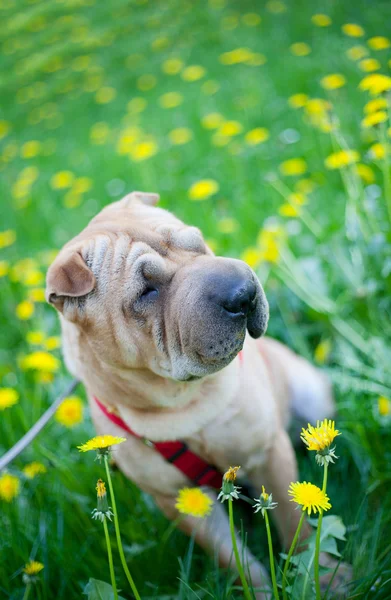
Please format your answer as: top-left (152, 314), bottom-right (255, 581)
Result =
top-left (307, 515), bottom-right (347, 541)
top-left (83, 578), bottom-right (126, 600)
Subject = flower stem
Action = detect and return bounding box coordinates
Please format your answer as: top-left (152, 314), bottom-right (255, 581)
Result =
top-left (22, 584), bottom-right (31, 600)
top-left (314, 463), bottom-right (329, 600)
top-left (264, 511), bottom-right (280, 600)
top-left (228, 498), bottom-right (253, 600)
top-left (103, 518), bottom-right (118, 600)
top-left (104, 456), bottom-right (142, 600)
top-left (282, 511), bottom-right (305, 600)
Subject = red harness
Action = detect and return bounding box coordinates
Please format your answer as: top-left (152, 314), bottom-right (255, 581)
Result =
top-left (94, 351), bottom-right (244, 490)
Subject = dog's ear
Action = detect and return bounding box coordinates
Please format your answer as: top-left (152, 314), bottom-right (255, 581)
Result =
top-left (46, 250), bottom-right (95, 311)
top-left (121, 191), bottom-right (160, 207)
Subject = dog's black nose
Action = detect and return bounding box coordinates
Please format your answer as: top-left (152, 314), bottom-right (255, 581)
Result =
top-left (219, 279), bottom-right (257, 317)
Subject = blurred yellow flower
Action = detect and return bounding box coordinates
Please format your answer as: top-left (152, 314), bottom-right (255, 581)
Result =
top-left (23, 269), bottom-right (44, 286)
top-left (0, 261), bottom-right (9, 278)
top-left (325, 150), bottom-right (360, 169)
top-left (27, 330), bottom-right (45, 345)
top-left (55, 396), bottom-right (83, 428)
top-left (369, 142), bottom-right (387, 159)
top-left (361, 111), bottom-right (388, 128)
top-left (356, 163), bottom-right (375, 184)
top-left (201, 113), bottom-right (224, 129)
top-left (127, 97), bottom-right (147, 114)
top-left (90, 122), bottom-right (110, 145)
top-left (16, 300), bottom-right (34, 320)
top-left (130, 141), bottom-right (158, 162)
top-left (23, 561), bottom-right (44, 575)
top-left (137, 74), bottom-right (157, 91)
top-left (0, 474), bottom-right (20, 502)
top-left (78, 435), bottom-right (126, 452)
top-left (295, 178), bottom-right (316, 194)
top-left (45, 336), bottom-right (61, 351)
top-left (258, 227), bottom-right (283, 264)
top-left (246, 53), bottom-right (267, 66)
top-left (305, 98), bottom-right (331, 115)
top-left (290, 42), bottom-right (311, 56)
top-left (241, 247), bottom-right (263, 269)
top-left (51, 171), bottom-right (74, 190)
top-left (162, 57), bottom-right (183, 75)
top-left (359, 74), bottom-right (391, 95)
top-left (279, 203), bottom-right (299, 217)
top-left (0, 229), bottom-right (16, 249)
top-left (175, 487), bottom-right (213, 517)
top-left (218, 121), bottom-right (243, 136)
top-left (151, 36), bottom-right (170, 51)
top-left (181, 65), bottom-right (206, 81)
top-left (266, 0), bottom-right (286, 14)
top-left (29, 288), bottom-right (46, 303)
top-left (280, 158), bottom-right (307, 176)
top-left (168, 128), bottom-right (193, 145)
top-left (359, 58), bottom-right (381, 72)
top-left (217, 218), bottom-right (238, 234)
top-left (314, 339), bottom-right (332, 364)
top-left (202, 80), bottom-right (220, 95)
top-left (189, 179), bottom-right (219, 201)
top-left (73, 177), bottom-right (92, 194)
top-left (21, 140), bottom-right (41, 158)
top-left (378, 396), bottom-right (391, 416)
top-left (346, 45), bottom-right (368, 61)
top-left (342, 23), bottom-right (365, 37)
top-left (95, 87), bottom-right (116, 104)
top-left (288, 93), bottom-right (308, 108)
top-left (159, 92), bottom-right (183, 108)
top-left (245, 128), bottom-right (269, 145)
top-left (321, 74), bottom-right (346, 90)
top-left (368, 36), bottom-right (391, 50)
top-left (289, 192), bottom-right (307, 205)
top-left (23, 462), bottom-right (47, 479)
top-left (219, 47), bottom-right (254, 65)
top-left (364, 98), bottom-right (388, 113)
top-left (21, 351), bottom-right (60, 373)
top-left (288, 481), bottom-right (331, 515)
top-left (311, 14), bottom-right (331, 27)
top-left (242, 13), bottom-right (261, 26)
top-left (0, 120), bottom-right (10, 139)
top-left (0, 388), bottom-right (19, 410)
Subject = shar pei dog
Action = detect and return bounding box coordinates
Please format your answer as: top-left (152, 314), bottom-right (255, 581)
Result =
top-left (46, 191), bottom-right (342, 597)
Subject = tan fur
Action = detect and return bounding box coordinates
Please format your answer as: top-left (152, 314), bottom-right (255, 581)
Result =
top-left (47, 192), bottom-right (344, 598)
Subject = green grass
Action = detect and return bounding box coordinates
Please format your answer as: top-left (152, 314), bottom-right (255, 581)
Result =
top-left (1, 0), bottom-right (391, 598)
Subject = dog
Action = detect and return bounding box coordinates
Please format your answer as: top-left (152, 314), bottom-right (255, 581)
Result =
top-left (46, 191), bottom-right (342, 597)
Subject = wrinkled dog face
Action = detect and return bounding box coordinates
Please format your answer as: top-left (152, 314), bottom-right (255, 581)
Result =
top-left (46, 192), bottom-right (269, 381)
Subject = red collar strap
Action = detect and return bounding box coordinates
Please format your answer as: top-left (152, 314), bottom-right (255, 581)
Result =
top-left (94, 396), bottom-right (223, 490)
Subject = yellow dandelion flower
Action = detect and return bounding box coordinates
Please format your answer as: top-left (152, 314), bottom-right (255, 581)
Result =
top-left (288, 481), bottom-right (331, 515)
top-left (241, 247), bottom-right (263, 268)
top-left (168, 128), bottom-right (193, 145)
top-left (55, 396), bottom-right (83, 428)
top-left (257, 226), bottom-right (284, 264)
top-left (50, 171), bottom-right (74, 190)
top-left (356, 163), bottom-right (375, 184)
top-left (23, 462), bottom-right (47, 479)
top-left (90, 122), bottom-right (110, 145)
top-left (130, 141), bottom-right (158, 162)
top-left (181, 65), bottom-right (206, 82)
top-left (305, 98), bottom-right (331, 115)
top-left (242, 13), bottom-right (261, 26)
top-left (137, 74), bottom-right (157, 91)
top-left (359, 58), bottom-right (381, 72)
top-left (321, 74), bottom-right (346, 90)
top-left (127, 97), bottom-right (147, 114)
top-left (288, 93), bottom-right (308, 108)
top-left (0, 388), bottom-right (19, 411)
top-left (311, 14), bottom-right (331, 27)
top-left (359, 74), bottom-right (391, 95)
top-left (21, 140), bottom-right (41, 159)
top-left (279, 203), bottom-right (299, 217)
top-left (189, 179), bottom-right (219, 201)
top-left (95, 87), bottom-right (116, 104)
top-left (279, 158), bottom-right (307, 176)
top-left (72, 177), bottom-right (92, 194)
top-left (378, 396), bottom-right (391, 417)
top-left (346, 45), bottom-right (368, 61)
top-left (295, 178), bottom-right (316, 194)
top-left (21, 351), bottom-right (60, 373)
top-left (218, 120), bottom-right (242, 137)
top-left (288, 192), bottom-right (307, 206)
top-left (0, 229), bottom-right (16, 249)
top-left (0, 260), bottom-right (9, 278)
top-left (162, 57), bottom-right (183, 75)
top-left (224, 466), bottom-right (240, 481)
top-left (159, 92), bottom-right (183, 108)
top-left (29, 288), bottom-right (46, 303)
top-left (325, 149), bottom-right (360, 170)
top-left (290, 42), bottom-right (311, 57)
top-left (175, 487), bottom-right (213, 517)
top-left (301, 419), bottom-right (340, 452)
top-left (0, 120), bottom-right (11, 139)
top-left (369, 142), bottom-right (387, 159)
top-left (245, 127), bottom-right (269, 146)
top-left (96, 478), bottom-right (107, 498)
top-left (362, 111), bottom-right (388, 128)
top-left (368, 36), bottom-right (391, 50)
top-left (342, 23), bottom-right (365, 37)
top-left (266, 0), bottom-right (286, 14)
top-left (246, 52), bottom-right (267, 66)
top-left (23, 561), bottom-right (44, 575)
top-left (314, 339), bottom-right (332, 364)
top-left (16, 300), bottom-right (34, 320)
top-left (0, 473), bottom-right (20, 502)
top-left (77, 435), bottom-right (126, 452)
top-left (219, 47), bottom-right (255, 65)
top-left (364, 98), bottom-right (388, 114)
top-left (201, 113), bottom-right (224, 129)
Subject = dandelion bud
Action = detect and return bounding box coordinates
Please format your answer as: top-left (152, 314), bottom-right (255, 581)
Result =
top-left (218, 466), bottom-right (241, 502)
top-left (253, 486), bottom-right (278, 517)
top-left (91, 479), bottom-right (114, 522)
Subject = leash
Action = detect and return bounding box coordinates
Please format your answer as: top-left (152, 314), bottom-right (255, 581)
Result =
top-left (0, 379), bottom-right (80, 472)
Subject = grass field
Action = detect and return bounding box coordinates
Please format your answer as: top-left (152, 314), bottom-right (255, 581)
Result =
top-left (1, 0), bottom-right (391, 598)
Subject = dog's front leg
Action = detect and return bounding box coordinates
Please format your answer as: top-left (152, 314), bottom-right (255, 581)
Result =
top-left (154, 490), bottom-right (271, 599)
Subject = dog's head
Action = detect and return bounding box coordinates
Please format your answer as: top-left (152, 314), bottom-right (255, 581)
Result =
top-left (46, 192), bottom-right (269, 381)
